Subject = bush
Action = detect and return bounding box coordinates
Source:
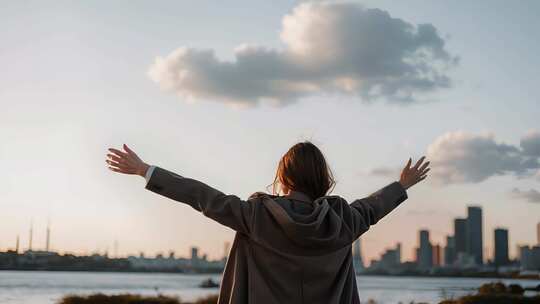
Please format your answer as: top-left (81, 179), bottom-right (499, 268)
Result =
top-left (441, 282), bottom-right (540, 304)
top-left (59, 294), bottom-right (181, 304)
top-left (508, 284), bottom-right (525, 295)
top-left (188, 295), bottom-right (218, 304)
top-left (59, 294), bottom-right (219, 304)
top-left (477, 282), bottom-right (507, 295)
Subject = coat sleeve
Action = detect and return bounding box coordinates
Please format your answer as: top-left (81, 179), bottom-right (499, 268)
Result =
top-left (349, 181), bottom-right (408, 239)
top-left (145, 166), bottom-right (254, 235)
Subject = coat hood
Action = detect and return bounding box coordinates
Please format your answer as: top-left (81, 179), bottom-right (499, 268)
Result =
top-left (259, 191), bottom-right (350, 250)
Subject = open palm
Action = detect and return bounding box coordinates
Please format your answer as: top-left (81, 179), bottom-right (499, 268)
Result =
top-left (106, 144), bottom-right (149, 177)
top-left (399, 156), bottom-right (430, 190)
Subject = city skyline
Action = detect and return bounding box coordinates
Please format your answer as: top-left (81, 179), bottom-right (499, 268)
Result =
top-left (2, 1), bottom-right (540, 262)
top-left (5, 208), bottom-right (539, 265)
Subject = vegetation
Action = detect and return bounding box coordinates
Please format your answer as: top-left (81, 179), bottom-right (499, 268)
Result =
top-left (59, 282), bottom-right (540, 304)
top-left (440, 282), bottom-right (540, 304)
top-left (58, 294), bottom-right (219, 304)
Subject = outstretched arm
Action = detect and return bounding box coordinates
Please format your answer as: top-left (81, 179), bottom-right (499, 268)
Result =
top-left (350, 157), bottom-right (430, 239)
top-left (106, 144), bottom-right (254, 235)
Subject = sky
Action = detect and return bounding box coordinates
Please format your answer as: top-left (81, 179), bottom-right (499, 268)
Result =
top-left (1, 0), bottom-right (539, 263)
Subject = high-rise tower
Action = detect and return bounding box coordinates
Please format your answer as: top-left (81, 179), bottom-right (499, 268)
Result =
top-left (466, 206), bottom-right (483, 265)
top-left (418, 230), bottom-right (433, 269)
top-left (494, 228), bottom-right (509, 267)
top-left (454, 218), bottom-right (467, 256)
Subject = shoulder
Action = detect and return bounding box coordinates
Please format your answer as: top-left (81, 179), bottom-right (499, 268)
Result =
top-left (247, 191), bottom-right (278, 201)
top-left (315, 195), bottom-right (348, 204)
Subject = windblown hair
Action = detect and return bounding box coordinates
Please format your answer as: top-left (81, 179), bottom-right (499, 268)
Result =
top-left (272, 141), bottom-right (335, 200)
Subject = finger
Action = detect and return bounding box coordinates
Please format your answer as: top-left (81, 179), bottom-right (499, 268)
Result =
top-left (106, 160), bottom-right (131, 170)
top-left (404, 158), bottom-right (412, 170)
top-left (412, 156), bottom-right (426, 170)
top-left (123, 144), bottom-right (137, 157)
top-left (108, 166), bottom-right (132, 173)
top-left (418, 161), bottom-right (430, 172)
top-left (108, 148), bottom-right (128, 158)
top-left (419, 167), bottom-right (431, 176)
top-left (108, 166), bottom-right (135, 174)
top-left (107, 154), bottom-right (125, 163)
top-left (108, 166), bottom-right (122, 173)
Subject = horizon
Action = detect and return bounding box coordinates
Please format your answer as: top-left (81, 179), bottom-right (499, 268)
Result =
top-left (4, 203), bottom-right (538, 264)
top-left (2, 0), bottom-right (540, 264)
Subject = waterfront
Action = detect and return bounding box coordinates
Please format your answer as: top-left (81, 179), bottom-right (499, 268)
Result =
top-left (0, 271), bottom-right (538, 304)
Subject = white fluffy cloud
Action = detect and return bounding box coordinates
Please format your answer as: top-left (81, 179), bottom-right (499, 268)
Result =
top-left (148, 2), bottom-right (457, 106)
top-left (510, 188), bottom-right (540, 203)
top-left (427, 131), bottom-right (540, 184)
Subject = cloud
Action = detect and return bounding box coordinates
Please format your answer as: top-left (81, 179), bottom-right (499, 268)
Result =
top-left (510, 188), bottom-right (540, 203)
top-left (427, 131), bottom-right (540, 185)
top-left (148, 2), bottom-right (457, 107)
top-left (368, 167), bottom-right (400, 178)
top-left (520, 131), bottom-right (540, 157)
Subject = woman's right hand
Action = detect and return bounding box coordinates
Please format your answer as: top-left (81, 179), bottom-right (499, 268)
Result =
top-left (399, 156), bottom-right (430, 190)
top-left (106, 144), bottom-right (150, 178)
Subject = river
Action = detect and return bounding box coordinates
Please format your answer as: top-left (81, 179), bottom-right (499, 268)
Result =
top-left (0, 271), bottom-right (537, 304)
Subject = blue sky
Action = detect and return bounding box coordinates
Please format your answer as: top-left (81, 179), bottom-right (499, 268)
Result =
top-left (1, 0), bottom-right (539, 262)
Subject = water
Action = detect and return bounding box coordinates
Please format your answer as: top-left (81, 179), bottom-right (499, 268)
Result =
top-left (0, 271), bottom-right (537, 304)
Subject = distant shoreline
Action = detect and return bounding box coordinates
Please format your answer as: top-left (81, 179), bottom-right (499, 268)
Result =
top-left (0, 269), bottom-right (537, 281)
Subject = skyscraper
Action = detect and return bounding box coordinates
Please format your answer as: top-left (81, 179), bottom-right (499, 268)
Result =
top-left (494, 228), bottom-right (509, 267)
top-left (444, 236), bottom-right (456, 266)
top-left (454, 218), bottom-right (467, 256)
top-left (418, 230), bottom-right (433, 269)
top-left (433, 244), bottom-right (442, 266)
top-left (466, 206), bottom-right (483, 265)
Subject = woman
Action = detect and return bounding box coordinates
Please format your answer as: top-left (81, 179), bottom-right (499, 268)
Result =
top-left (106, 142), bottom-right (429, 304)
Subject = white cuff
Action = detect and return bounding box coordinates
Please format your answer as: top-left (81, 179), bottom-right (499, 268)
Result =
top-left (145, 165), bottom-right (156, 183)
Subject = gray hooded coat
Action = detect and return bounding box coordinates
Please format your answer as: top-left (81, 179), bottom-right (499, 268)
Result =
top-left (145, 167), bottom-right (408, 304)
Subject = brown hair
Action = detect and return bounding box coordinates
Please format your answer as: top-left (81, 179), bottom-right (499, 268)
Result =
top-left (272, 141), bottom-right (335, 200)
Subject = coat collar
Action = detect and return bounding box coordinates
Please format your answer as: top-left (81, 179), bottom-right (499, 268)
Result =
top-left (284, 190), bottom-right (312, 203)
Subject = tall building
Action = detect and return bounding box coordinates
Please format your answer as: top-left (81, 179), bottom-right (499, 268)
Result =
top-left (433, 244), bottom-right (442, 266)
top-left (418, 230), bottom-right (433, 269)
top-left (519, 245), bottom-right (540, 270)
top-left (191, 247), bottom-right (199, 261)
top-left (494, 228), bottom-right (509, 267)
top-left (454, 218), bottom-right (467, 256)
top-left (444, 236), bottom-right (456, 266)
top-left (466, 206), bottom-right (483, 265)
top-left (380, 243), bottom-right (401, 269)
